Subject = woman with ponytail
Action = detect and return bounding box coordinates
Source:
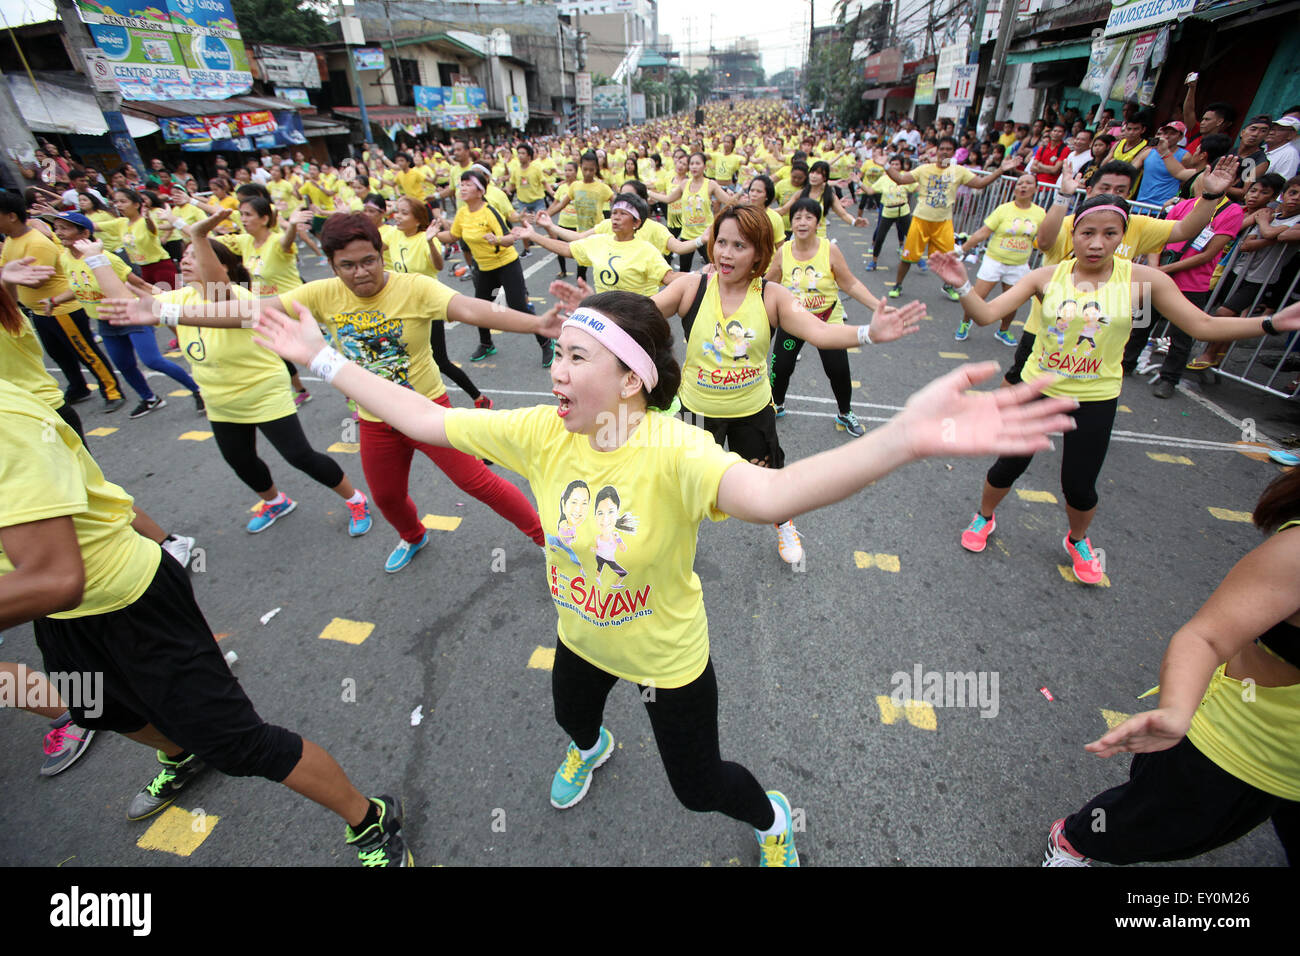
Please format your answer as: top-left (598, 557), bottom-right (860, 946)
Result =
top-left (114, 188), bottom-right (177, 289)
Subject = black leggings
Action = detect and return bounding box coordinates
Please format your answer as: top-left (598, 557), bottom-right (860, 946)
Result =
top-left (430, 319), bottom-right (480, 400)
top-left (55, 401), bottom-right (86, 445)
top-left (472, 259), bottom-right (548, 349)
top-left (678, 240), bottom-right (710, 274)
top-left (1004, 330), bottom-right (1037, 384)
top-left (210, 414), bottom-right (344, 495)
top-left (872, 213), bottom-right (910, 259)
top-left (552, 640), bottom-right (774, 829)
top-left (986, 397), bottom-right (1117, 512)
top-left (770, 327), bottom-right (853, 413)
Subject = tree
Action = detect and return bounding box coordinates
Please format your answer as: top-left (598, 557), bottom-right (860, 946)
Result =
top-left (690, 69), bottom-right (713, 104)
top-left (806, 32), bottom-right (869, 127)
top-left (669, 69), bottom-right (695, 113)
top-left (231, 0), bottom-right (332, 47)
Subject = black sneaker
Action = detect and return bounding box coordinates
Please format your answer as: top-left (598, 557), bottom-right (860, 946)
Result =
top-left (64, 389), bottom-right (92, 406)
top-left (346, 795), bottom-right (414, 867)
top-left (129, 397), bottom-right (166, 419)
top-left (1152, 378), bottom-right (1176, 399)
top-left (126, 751), bottom-right (206, 820)
top-left (193, 392), bottom-right (205, 414)
top-left (541, 339), bottom-right (554, 368)
top-left (470, 343), bottom-right (497, 362)
top-left (103, 397), bottom-right (126, 414)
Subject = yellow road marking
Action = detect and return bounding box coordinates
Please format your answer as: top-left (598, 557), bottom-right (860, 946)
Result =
top-left (1207, 507), bottom-right (1252, 523)
top-left (1147, 452), bottom-right (1193, 465)
top-left (875, 696), bottom-right (936, 729)
top-left (178, 431), bottom-right (213, 441)
top-left (327, 442), bottom-right (359, 453)
top-left (939, 351), bottom-right (968, 359)
top-left (527, 646), bottom-right (556, 670)
top-left (852, 379), bottom-right (861, 389)
top-left (854, 551), bottom-right (900, 572)
top-left (169, 389), bottom-right (191, 397)
top-left (422, 514), bottom-right (463, 532)
top-left (1057, 565), bottom-right (1112, 588)
top-left (86, 426), bottom-right (117, 437)
top-left (848, 346), bottom-right (861, 353)
top-left (1117, 404), bottom-right (1132, 413)
top-left (1101, 708), bottom-right (1132, 730)
top-left (136, 806), bottom-right (218, 857)
top-left (1016, 489), bottom-right (1058, 504)
top-left (318, 617), bottom-right (375, 645)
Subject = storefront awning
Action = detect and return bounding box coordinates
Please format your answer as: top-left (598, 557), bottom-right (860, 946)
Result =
top-left (7, 74), bottom-right (159, 138)
top-left (1005, 40), bottom-right (1096, 65)
top-left (333, 106), bottom-right (423, 125)
top-left (862, 85), bottom-right (914, 101)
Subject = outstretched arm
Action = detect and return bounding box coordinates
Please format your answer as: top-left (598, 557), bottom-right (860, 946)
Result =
top-left (930, 254), bottom-right (1050, 326)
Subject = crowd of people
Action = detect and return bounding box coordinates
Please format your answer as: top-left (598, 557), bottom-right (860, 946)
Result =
top-left (2, 93), bottom-right (1298, 868)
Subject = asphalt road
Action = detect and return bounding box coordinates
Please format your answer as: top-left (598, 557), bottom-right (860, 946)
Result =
top-left (1, 216), bottom-right (1292, 867)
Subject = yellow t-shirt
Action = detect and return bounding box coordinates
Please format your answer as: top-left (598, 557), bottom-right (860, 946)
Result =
top-left (712, 152), bottom-right (743, 184)
top-left (395, 168), bottom-right (427, 200)
top-left (171, 203), bottom-right (207, 235)
top-left (554, 182), bottom-right (580, 228)
top-left (665, 175), bottom-right (687, 227)
top-left (780, 238), bottom-right (843, 324)
top-left (268, 179), bottom-right (295, 207)
top-left (983, 201), bottom-right (1047, 266)
top-left (218, 232), bottom-right (302, 297)
top-left (512, 164), bottom-right (547, 204)
top-left (123, 215), bottom-right (168, 265)
top-left (89, 212), bottom-right (128, 252)
top-left (451, 202), bottom-right (518, 270)
top-left (442, 404), bottom-right (742, 688)
top-left (0, 378), bottom-right (160, 618)
top-left (1025, 214), bottom-right (1174, 334)
top-left (58, 250), bottom-right (133, 321)
top-left (765, 208), bottom-right (785, 250)
top-left (382, 226), bottom-right (442, 276)
top-left (911, 163), bottom-right (977, 222)
top-left (300, 181), bottom-right (335, 213)
top-left (570, 180), bottom-right (614, 231)
top-left (570, 235), bottom-right (669, 296)
top-left (594, 217), bottom-right (672, 255)
top-left (1022, 257), bottom-right (1132, 401)
top-left (0, 313), bottom-right (65, 410)
top-left (166, 285), bottom-right (294, 425)
top-left (0, 228), bottom-right (78, 315)
top-left (775, 179), bottom-right (802, 229)
top-left (679, 275), bottom-right (773, 418)
top-left (279, 273), bottom-right (455, 422)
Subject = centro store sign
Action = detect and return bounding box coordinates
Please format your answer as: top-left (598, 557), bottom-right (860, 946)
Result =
top-left (1103, 0), bottom-right (1196, 38)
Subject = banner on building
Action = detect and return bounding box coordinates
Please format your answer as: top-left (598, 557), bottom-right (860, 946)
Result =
top-left (914, 72), bottom-right (936, 106)
top-left (414, 85), bottom-right (486, 128)
top-left (1080, 34), bottom-right (1129, 98)
top-left (1103, 0), bottom-right (1196, 38)
top-left (256, 45), bottom-right (322, 89)
top-left (575, 71), bottom-right (592, 107)
top-left (161, 110), bottom-right (305, 150)
top-left (352, 48), bottom-right (385, 71)
top-left (949, 64), bottom-right (978, 106)
top-left (507, 94), bottom-right (528, 129)
top-left (863, 48), bottom-right (902, 84)
top-left (935, 43), bottom-right (966, 90)
top-left (279, 87), bottom-right (311, 106)
top-left (629, 92), bottom-right (645, 121)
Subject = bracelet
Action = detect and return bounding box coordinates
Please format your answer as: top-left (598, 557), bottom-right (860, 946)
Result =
top-left (158, 302), bottom-right (182, 327)
top-left (1200, 190), bottom-right (1225, 201)
top-left (856, 324), bottom-right (874, 346)
top-left (1262, 317), bottom-right (1279, 336)
top-left (696, 236), bottom-right (706, 250)
top-left (84, 254), bottom-right (109, 270)
top-left (309, 345), bottom-right (350, 383)
top-left (1054, 193), bottom-right (1071, 206)
top-left (956, 280), bottom-right (973, 297)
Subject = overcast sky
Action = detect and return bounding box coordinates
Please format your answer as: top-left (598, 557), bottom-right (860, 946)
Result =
top-left (0, 0), bottom-right (841, 77)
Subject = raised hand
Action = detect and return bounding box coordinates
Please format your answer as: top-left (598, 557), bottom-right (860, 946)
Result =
top-left (927, 252), bottom-right (969, 288)
top-left (549, 277), bottom-right (591, 314)
top-left (509, 224), bottom-right (532, 242)
top-left (1, 256), bottom-right (55, 287)
top-left (1203, 154), bottom-right (1240, 196)
top-left (1084, 708), bottom-right (1188, 757)
top-left (251, 300), bottom-right (328, 365)
top-left (867, 299), bottom-right (924, 344)
top-left (192, 207), bottom-right (232, 237)
top-left (72, 238), bottom-right (104, 257)
top-left (1058, 170), bottom-right (1085, 197)
top-left (1001, 153), bottom-right (1025, 172)
top-left (535, 304), bottom-right (566, 339)
top-left (99, 293), bottom-right (162, 327)
top-left (895, 362), bottom-right (1077, 460)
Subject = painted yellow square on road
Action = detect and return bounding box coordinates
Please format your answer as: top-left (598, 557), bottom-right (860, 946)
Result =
top-left (1208, 507), bottom-right (1252, 523)
top-left (1016, 489), bottom-right (1058, 504)
top-left (86, 427), bottom-right (117, 437)
top-left (327, 442), bottom-right (360, 453)
top-left (527, 646), bottom-right (556, 670)
top-left (1147, 452), bottom-right (1193, 465)
top-left (1057, 565), bottom-right (1112, 587)
top-left (136, 806), bottom-right (218, 857)
top-left (854, 551), bottom-right (900, 572)
top-left (422, 514), bottom-right (463, 532)
top-left (319, 618), bottom-right (375, 645)
top-left (939, 351), bottom-right (968, 359)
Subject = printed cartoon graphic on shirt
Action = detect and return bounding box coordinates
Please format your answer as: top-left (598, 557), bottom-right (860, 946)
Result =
top-left (922, 169), bottom-right (956, 210)
top-left (547, 482), bottom-right (652, 624)
top-left (701, 322), bottom-right (726, 363)
top-left (1075, 301), bottom-right (1108, 352)
top-left (725, 320), bottom-right (755, 361)
top-left (1038, 295), bottom-right (1107, 376)
top-left (786, 264), bottom-right (833, 320)
top-left (332, 310), bottom-right (410, 385)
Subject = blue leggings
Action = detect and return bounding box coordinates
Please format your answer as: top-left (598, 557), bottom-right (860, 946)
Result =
top-left (99, 326), bottom-right (200, 401)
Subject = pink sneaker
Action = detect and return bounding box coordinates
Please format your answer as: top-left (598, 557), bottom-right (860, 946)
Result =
top-left (1042, 818), bottom-right (1090, 866)
top-left (294, 390), bottom-right (312, 407)
top-left (1063, 535), bottom-right (1104, 584)
top-left (960, 513), bottom-right (995, 552)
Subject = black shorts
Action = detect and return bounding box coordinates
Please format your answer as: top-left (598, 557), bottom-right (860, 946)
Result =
top-left (679, 401), bottom-right (785, 468)
top-left (1221, 278), bottom-right (1285, 314)
top-left (33, 554), bottom-right (303, 781)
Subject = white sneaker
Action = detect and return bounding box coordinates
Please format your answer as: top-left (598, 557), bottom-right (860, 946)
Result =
top-left (161, 534), bottom-right (195, 568)
top-left (775, 521), bottom-right (804, 564)
top-left (1042, 818), bottom-right (1091, 867)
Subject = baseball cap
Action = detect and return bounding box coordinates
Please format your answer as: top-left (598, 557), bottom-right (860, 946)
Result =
top-left (1272, 116), bottom-right (1300, 132)
top-left (44, 210), bottom-right (95, 234)
top-left (1160, 120), bottom-right (1188, 135)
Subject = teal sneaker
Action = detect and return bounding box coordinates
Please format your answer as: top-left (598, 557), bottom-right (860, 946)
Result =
top-left (346, 494), bottom-right (372, 537)
top-left (247, 496), bottom-right (296, 533)
top-left (126, 751), bottom-right (206, 821)
top-left (834, 411), bottom-right (865, 438)
top-left (346, 795), bottom-right (414, 867)
top-left (385, 531), bottom-right (429, 573)
top-left (756, 790), bottom-right (799, 867)
top-left (917, 258), bottom-right (929, 273)
top-left (774, 403), bottom-right (786, 418)
top-left (954, 319), bottom-right (971, 342)
top-left (550, 726), bottom-right (613, 809)
top-left (994, 329), bottom-right (1018, 347)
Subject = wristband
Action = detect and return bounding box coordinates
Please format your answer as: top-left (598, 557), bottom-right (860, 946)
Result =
top-left (1262, 317), bottom-right (1279, 336)
top-left (856, 324), bottom-right (874, 346)
top-left (309, 345), bottom-right (350, 383)
top-left (1054, 193), bottom-right (1071, 206)
top-left (84, 254), bottom-right (109, 270)
top-left (1200, 190), bottom-right (1225, 201)
top-left (158, 302), bottom-right (182, 327)
top-left (956, 280), bottom-right (973, 297)
top-left (696, 236), bottom-right (706, 250)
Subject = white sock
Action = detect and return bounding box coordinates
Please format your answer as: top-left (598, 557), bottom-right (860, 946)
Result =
top-left (267, 492), bottom-right (287, 506)
top-left (346, 490), bottom-right (366, 505)
top-left (577, 736), bottom-right (604, 760)
top-left (758, 798), bottom-right (787, 837)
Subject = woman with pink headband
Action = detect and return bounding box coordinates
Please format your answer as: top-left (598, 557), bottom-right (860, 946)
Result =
top-left (931, 192), bottom-right (1300, 585)
top-left (249, 282), bottom-right (1078, 867)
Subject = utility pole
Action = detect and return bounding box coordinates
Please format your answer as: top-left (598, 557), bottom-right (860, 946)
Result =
top-left (53, 0), bottom-right (148, 177)
top-left (337, 3), bottom-right (374, 146)
top-left (977, 0), bottom-right (1018, 138)
top-left (959, 0), bottom-right (988, 135)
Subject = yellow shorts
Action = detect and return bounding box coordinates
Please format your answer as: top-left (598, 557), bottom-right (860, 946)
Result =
top-left (902, 218), bottom-right (955, 262)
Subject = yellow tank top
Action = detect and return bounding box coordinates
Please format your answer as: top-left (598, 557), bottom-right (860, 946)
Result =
top-left (1022, 257), bottom-right (1131, 402)
top-left (678, 275), bottom-right (772, 418)
top-left (667, 175), bottom-right (687, 226)
top-left (780, 238), bottom-right (843, 325)
top-left (680, 179), bottom-right (713, 239)
top-left (1111, 138), bottom-right (1147, 197)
